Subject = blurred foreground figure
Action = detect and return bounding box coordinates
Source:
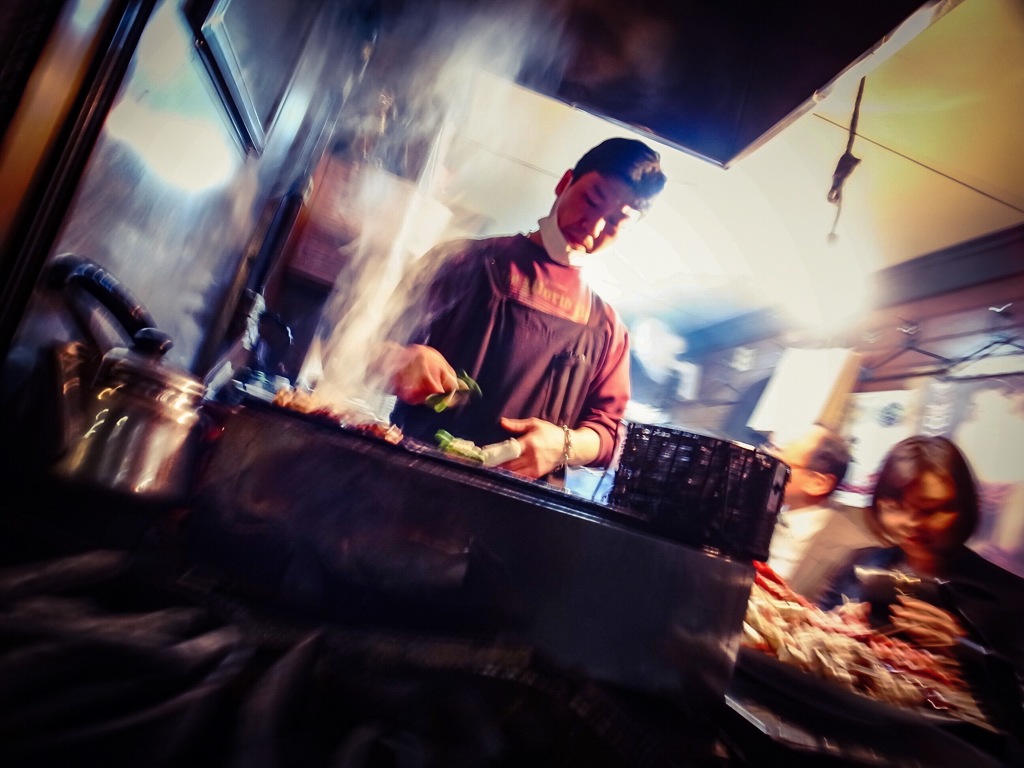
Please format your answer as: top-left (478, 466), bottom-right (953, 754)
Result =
top-left (765, 424), bottom-right (877, 602)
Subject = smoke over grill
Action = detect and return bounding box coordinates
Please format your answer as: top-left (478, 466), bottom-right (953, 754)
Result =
top-left (307, 0), bottom-right (571, 414)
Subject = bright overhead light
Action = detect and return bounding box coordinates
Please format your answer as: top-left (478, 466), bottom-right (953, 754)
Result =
top-left (776, 241), bottom-right (869, 334)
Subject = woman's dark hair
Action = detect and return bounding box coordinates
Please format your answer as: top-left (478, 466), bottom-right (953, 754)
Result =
top-left (570, 138), bottom-right (667, 210)
top-left (868, 435), bottom-right (980, 547)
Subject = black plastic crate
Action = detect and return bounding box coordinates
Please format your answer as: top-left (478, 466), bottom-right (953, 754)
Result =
top-left (608, 423), bottom-right (789, 561)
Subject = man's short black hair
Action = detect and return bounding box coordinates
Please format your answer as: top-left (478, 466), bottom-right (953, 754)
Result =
top-left (571, 138), bottom-right (667, 211)
top-left (808, 426), bottom-right (852, 488)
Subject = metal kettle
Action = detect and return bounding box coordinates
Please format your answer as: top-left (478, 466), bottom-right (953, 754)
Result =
top-left (44, 255), bottom-right (210, 506)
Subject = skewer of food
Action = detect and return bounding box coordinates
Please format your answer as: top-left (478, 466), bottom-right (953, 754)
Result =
top-left (272, 385), bottom-right (404, 443)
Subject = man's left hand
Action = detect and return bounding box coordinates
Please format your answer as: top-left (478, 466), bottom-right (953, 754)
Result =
top-left (497, 417), bottom-right (565, 479)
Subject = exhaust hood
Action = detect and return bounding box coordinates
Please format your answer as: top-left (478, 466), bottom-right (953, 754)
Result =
top-left (370, 0), bottom-right (952, 166)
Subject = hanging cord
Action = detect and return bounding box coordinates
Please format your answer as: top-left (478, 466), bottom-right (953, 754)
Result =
top-left (827, 77), bottom-right (866, 243)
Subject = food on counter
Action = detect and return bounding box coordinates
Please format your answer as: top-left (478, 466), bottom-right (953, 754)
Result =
top-left (743, 561), bottom-right (988, 724)
top-left (480, 437), bottom-right (522, 467)
top-left (349, 420), bottom-right (404, 444)
top-left (434, 431), bottom-right (523, 467)
top-left (272, 386), bottom-right (404, 444)
top-left (435, 430), bottom-right (486, 463)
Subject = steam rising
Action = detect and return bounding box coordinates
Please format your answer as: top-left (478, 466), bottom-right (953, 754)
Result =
top-left (309, 0), bottom-right (570, 415)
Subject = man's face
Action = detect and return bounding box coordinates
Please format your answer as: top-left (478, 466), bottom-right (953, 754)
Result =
top-left (771, 426), bottom-right (833, 509)
top-left (555, 171), bottom-right (642, 254)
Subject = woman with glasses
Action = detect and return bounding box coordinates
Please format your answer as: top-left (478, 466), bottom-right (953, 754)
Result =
top-left (819, 435), bottom-right (1024, 680)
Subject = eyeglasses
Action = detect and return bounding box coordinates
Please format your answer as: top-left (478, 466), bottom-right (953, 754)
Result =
top-left (881, 500), bottom-right (959, 519)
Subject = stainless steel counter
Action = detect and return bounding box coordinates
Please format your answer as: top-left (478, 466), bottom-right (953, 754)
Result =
top-left (189, 402), bottom-right (756, 728)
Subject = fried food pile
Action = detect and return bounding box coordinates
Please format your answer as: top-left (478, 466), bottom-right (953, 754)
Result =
top-left (743, 562), bottom-right (987, 724)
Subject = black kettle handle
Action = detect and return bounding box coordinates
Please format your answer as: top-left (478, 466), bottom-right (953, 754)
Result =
top-left (45, 254), bottom-right (158, 340)
top-left (132, 328), bottom-right (174, 357)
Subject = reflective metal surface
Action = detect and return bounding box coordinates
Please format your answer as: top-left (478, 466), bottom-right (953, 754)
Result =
top-left (53, 340), bottom-right (208, 505)
top-left (192, 402), bottom-right (756, 725)
top-left (5, 0), bottom-right (367, 374)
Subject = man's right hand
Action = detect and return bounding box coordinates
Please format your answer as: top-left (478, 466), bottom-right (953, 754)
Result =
top-left (387, 344), bottom-right (459, 405)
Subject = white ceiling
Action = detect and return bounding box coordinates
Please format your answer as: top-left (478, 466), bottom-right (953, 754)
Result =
top-left (431, 0), bottom-right (1024, 340)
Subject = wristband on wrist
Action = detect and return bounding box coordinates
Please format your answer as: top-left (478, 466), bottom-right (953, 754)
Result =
top-left (560, 424), bottom-right (573, 470)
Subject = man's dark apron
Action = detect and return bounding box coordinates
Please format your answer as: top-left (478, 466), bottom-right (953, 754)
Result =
top-left (392, 250), bottom-right (610, 453)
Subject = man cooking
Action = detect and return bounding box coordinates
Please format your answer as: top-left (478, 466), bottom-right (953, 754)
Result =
top-left (377, 138), bottom-right (667, 480)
